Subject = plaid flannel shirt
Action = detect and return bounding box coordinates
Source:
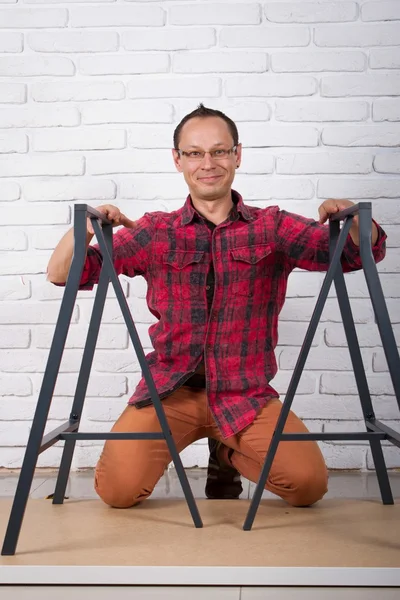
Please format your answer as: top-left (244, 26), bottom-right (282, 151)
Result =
top-left (77, 191), bottom-right (386, 438)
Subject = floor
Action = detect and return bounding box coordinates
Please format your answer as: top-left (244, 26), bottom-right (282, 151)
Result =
top-left (1, 468), bottom-right (400, 501)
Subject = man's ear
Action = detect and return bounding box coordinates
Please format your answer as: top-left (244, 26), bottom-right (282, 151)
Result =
top-left (172, 148), bottom-right (183, 172)
top-left (235, 143), bottom-right (242, 169)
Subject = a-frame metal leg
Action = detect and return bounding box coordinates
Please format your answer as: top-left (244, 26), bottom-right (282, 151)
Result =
top-left (1, 212), bottom-right (88, 556)
top-left (52, 265), bottom-right (111, 504)
top-left (92, 220), bottom-right (203, 529)
top-left (243, 218), bottom-right (354, 531)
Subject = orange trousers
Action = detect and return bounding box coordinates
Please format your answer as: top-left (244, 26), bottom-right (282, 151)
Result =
top-left (95, 386), bottom-right (328, 508)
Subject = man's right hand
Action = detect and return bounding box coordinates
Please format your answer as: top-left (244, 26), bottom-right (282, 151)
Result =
top-left (87, 204), bottom-right (136, 235)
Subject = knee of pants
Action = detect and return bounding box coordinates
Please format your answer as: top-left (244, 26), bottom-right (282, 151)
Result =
top-left (94, 469), bottom-right (156, 509)
top-left (283, 467), bottom-right (328, 507)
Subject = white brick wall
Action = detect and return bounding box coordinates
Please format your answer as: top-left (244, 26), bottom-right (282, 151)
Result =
top-left (0, 0), bottom-right (399, 472)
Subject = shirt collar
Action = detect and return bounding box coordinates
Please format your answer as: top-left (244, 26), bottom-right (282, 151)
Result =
top-left (180, 190), bottom-right (253, 226)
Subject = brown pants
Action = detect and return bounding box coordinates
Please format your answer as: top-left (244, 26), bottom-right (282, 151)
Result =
top-left (94, 386), bottom-right (328, 508)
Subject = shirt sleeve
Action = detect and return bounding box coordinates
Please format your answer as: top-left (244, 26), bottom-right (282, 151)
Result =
top-left (54, 213), bottom-right (154, 290)
top-left (274, 208), bottom-right (387, 273)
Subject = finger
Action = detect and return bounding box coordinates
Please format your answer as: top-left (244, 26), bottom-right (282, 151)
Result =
top-left (119, 213), bottom-right (136, 229)
top-left (318, 205), bottom-right (329, 224)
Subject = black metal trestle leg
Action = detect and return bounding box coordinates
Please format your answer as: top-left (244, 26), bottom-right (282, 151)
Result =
top-left (243, 204), bottom-right (400, 530)
top-left (2, 205), bottom-right (202, 556)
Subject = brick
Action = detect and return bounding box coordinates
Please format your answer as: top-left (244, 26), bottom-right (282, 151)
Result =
top-left (220, 25), bottom-right (310, 48)
top-left (278, 322), bottom-right (323, 346)
top-left (322, 125), bottom-right (400, 147)
top-left (272, 370), bottom-right (317, 394)
top-left (128, 125), bottom-right (176, 148)
top-left (374, 153), bottom-right (400, 173)
top-left (322, 74), bottom-right (400, 97)
top-left (315, 23), bottom-right (400, 47)
top-left (51, 374), bottom-right (127, 397)
top-left (24, 178), bottom-right (116, 202)
top-left (0, 255), bottom-right (48, 276)
top-left (0, 132), bottom-right (27, 153)
top-left (383, 225), bottom-right (400, 247)
top-left (0, 447), bottom-right (64, 470)
top-left (70, 6), bottom-right (165, 27)
top-left (0, 181), bottom-right (20, 201)
top-left (280, 298), bottom-right (374, 323)
top-left (239, 123), bottom-right (318, 146)
top-left (27, 31), bottom-right (119, 53)
top-left (321, 373), bottom-right (395, 396)
top-left (238, 151), bottom-right (274, 174)
top-left (276, 100), bottom-right (368, 122)
top-left (0, 8), bottom-right (67, 28)
top-left (321, 444), bottom-right (367, 470)
top-left (0, 422), bottom-right (30, 446)
top-left (86, 149), bottom-right (173, 175)
top-left (234, 174), bottom-right (314, 200)
top-left (175, 100), bottom-right (271, 123)
top-left (286, 271), bottom-right (322, 297)
top-left (1, 203), bottom-right (70, 225)
top-left (34, 325), bottom-right (128, 350)
top-left (0, 56), bottom-right (74, 77)
top-left (35, 277), bottom-right (128, 301)
top-left (226, 75), bottom-right (317, 97)
top-left (119, 175), bottom-right (188, 201)
top-left (272, 51), bottom-right (365, 73)
top-left (32, 81), bottom-right (125, 103)
top-left (169, 3), bottom-right (261, 25)
top-left (0, 276), bottom-right (30, 299)
top-left (280, 346), bottom-right (370, 372)
top-left (122, 27), bottom-right (216, 51)
top-left (0, 231), bottom-right (27, 251)
top-left (31, 128), bottom-right (126, 152)
top-left (0, 303), bottom-right (78, 324)
top-left (317, 178), bottom-right (400, 199)
top-left (0, 106), bottom-right (79, 128)
top-left (376, 249), bottom-right (400, 273)
top-left (0, 327), bottom-right (30, 348)
top-left (296, 394), bottom-right (397, 420)
top-left (0, 155), bottom-right (84, 177)
top-left (277, 152), bottom-right (372, 174)
top-left (324, 420), bottom-right (393, 447)
top-left (265, 2), bottom-right (357, 22)
top-left (373, 351), bottom-right (391, 373)
top-left (93, 351), bottom-right (141, 373)
top-left (0, 82), bottom-right (26, 103)
top-left (174, 51), bottom-right (268, 73)
top-left (371, 200), bottom-right (400, 225)
top-left (370, 48), bottom-right (400, 69)
top-left (81, 101), bottom-right (172, 125)
top-left (373, 100), bottom-right (400, 122)
top-left (0, 376), bottom-right (32, 396)
top-left (79, 53), bottom-right (169, 76)
top-left (0, 349), bottom-right (85, 373)
top-left (362, 1), bottom-right (400, 22)
top-left (127, 76), bottom-right (221, 98)
top-left (0, 32), bottom-right (23, 52)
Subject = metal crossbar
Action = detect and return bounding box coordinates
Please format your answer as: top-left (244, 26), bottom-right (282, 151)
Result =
top-left (1, 204), bottom-right (202, 556)
top-left (243, 202), bottom-right (400, 530)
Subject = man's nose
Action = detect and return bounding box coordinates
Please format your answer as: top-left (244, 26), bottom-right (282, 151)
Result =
top-left (201, 152), bottom-right (215, 169)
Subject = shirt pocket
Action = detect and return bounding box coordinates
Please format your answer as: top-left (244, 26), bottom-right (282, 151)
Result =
top-left (230, 243), bottom-right (275, 298)
top-left (159, 250), bottom-right (206, 302)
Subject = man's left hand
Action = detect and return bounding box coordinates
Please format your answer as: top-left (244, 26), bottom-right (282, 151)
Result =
top-left (317, 199), bottom-right (378, 246)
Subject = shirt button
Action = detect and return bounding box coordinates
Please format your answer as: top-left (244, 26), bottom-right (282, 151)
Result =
top-left (206, 285), bottom-right (211, 290)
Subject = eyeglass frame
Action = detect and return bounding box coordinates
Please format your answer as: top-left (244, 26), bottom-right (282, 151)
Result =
top-left (175, 146), bottom-right (238, 161)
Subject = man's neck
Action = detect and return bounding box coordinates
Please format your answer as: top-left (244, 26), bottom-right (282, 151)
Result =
top-left (191, 192), bottom-right (234, 225)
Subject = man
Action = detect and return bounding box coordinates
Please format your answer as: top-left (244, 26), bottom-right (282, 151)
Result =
top-left (47, 104), bottom-right (386, 509)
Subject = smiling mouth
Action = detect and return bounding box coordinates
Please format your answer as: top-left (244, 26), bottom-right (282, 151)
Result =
top-left (198, 175), bottom-right (222, 182)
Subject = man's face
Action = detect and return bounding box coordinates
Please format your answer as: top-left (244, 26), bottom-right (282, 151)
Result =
top-left (172, 116), bottom-right (242, 201)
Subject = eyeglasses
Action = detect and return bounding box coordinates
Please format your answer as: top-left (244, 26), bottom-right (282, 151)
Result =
top-left (176, 146), bottom-right (237, 161)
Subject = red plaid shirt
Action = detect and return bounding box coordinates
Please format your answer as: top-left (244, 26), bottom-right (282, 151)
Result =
top-left (78, 191), bottom-right (386, 438)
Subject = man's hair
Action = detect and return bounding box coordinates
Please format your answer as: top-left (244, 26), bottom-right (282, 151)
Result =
top-left (173, 103), bottom-right (239, 150)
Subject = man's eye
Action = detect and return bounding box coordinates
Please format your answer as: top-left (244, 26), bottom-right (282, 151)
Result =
top-left (189, 151), bottom-right (201, 157)
top-left (214, 149), bottom-right (226, 156)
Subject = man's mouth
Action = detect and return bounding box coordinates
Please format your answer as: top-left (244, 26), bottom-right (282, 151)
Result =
top-left (198, 175), bottom-right (222, 183)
